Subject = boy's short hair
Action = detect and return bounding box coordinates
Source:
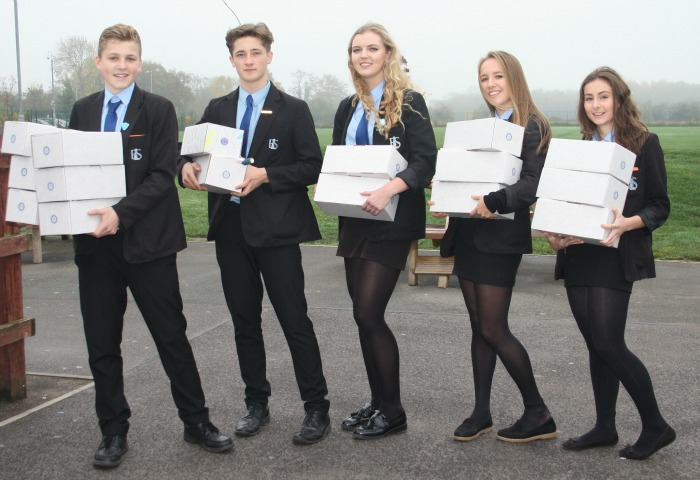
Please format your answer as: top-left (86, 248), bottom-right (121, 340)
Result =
top-left (225, 23), bottom-right (274, 55)
top-left (98, 24), bottom-right (142, 57)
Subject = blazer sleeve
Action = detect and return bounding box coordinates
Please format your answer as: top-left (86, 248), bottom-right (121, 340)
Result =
top-left (629, 133), bottom-right (670, 232)
top-left (394, 91), bottom-right (437, 192)
top-left (112, 99), bottom-right (180, 229)
top-left (484, 116), bottom-right (547, 214)
top-left (266, 99), bottom-right (323, 192)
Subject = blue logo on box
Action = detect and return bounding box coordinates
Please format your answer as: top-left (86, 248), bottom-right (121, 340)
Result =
top-left (11, 134), bottom-right (17, 143)
top-left (48, 182), bottom-right (54, 191)
top-left (613, 192), bottom-right (619, 200)
top-left (43, 146), bottom-right (50, 155)
top-left (395, 164), bottom-right (400, 173)
top-left (51, 215), bottom-right (58, 224)
top-left (221, 138), bottom-right (229, 146)
top-left (511, 167), bottom-right (516, 176)
top-left (21, 167), bottom-right (28, 176)
top-left (18, 202), bottom-right (25, 211)
top-left (506, 133), bottom-right (512, 141)
top-left (223, 171), bottom-right (230, 179)
top-left (620, 161), bottom-right (626, 170)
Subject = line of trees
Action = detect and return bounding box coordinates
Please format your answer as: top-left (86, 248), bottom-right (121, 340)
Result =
top-left (2, 36), bottom-right (700, 129)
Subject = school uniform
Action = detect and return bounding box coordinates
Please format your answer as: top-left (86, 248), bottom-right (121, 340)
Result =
top-left (178, 82), bottom-right (329, 412)
top-left (69, 85), bottom-right (209, 435)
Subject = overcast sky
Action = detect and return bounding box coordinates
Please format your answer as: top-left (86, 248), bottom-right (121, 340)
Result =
top-left (1, 0), bottom-right (698, 100)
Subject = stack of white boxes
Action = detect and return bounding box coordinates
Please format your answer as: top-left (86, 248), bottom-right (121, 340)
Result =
top-left (430, 118), bottom-right (525, 219)
top-left (30, 130), bottom-right (126, 235)
top-left (2, 121), bottom-right (60, 225)
top-left (531, 138), bottom-right (636, 247)
top-left (314, 145), bottom-right (408, 221)
top-left (180, 123), bottom-right (247, 194)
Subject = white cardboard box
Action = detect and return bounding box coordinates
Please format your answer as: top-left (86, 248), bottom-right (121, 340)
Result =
top-left (429, 180), bottom-right (514, 219)
top-left (321, 145), bottom-right (408, 179)
top-left (443, 118), bottom-right (524, 157)
top-left (434, 148), bottom-right (522, 185)
top-left (8, 155), bottom-right (36, 191)
top-left (537, 167), bottom-right (628, 211)
top-left (194, 155), bottom-right (247, 194)
top-left (181, 123), bottom-right (245, 157)
top-left (31, 130), bottom-right (123, 168)
top-left (35, 165), bottom-right (126, 203)
top-left (38, 197), bottom-right (123, 235)
top-left (1, 121), bottom-right (59, 155)
top-left (314, 173), bottom-right (398, 221)
top-left (544, 138), bottom-right (636, 184)
top-left (531, 197), bottom-right (618, 247)
top-left (4, 188), bottom-right (38, 225)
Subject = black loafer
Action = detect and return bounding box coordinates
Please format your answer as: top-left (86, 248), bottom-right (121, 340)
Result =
top-left (563, 433), bottom-right (619, 451)
top-left (235, 404), bottom-right (270, 437)
top-left (293, 410), bottom-right (331, 445)
top-left (341, 403), bottom-right (375, 431)
top-left (619, 426), bottom-right (676, 460)
top-left (184, 421), bottom-right (234, 453)
top-left (93, 434), bottom-right (128, 468)
top-left (453, 417), bottom-right (493, 442)
top-left (496, 417), bottom-right (558, 443)
top-left (353, 410), bottom-right (407, 439)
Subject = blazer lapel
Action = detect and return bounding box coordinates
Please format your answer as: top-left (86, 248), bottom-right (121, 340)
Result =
top-left (341, 95), bottom-right (357, 144)
top-left (220, 90), bottom-right (239, 128)
top-left (85, 93), bottom-right (105, 132)
top-left (121, 85), bottom-right (144, 140)
top-left (247, 83), bottom-right (280, 157)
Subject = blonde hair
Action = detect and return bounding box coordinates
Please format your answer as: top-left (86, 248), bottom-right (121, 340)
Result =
top-left (478, 51), bottom-right (551, 154)
top-left (347, 23), bottom-right (416, 138)
top-left (98, 24), bottom-right (141, 57)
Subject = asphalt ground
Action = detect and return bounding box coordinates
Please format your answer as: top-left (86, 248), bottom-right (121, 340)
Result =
top-left (0, 237), bottom-right (698, 479)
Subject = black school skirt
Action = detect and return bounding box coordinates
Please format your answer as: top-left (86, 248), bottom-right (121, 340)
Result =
top-left (336, 217), bottom-right (412, 271)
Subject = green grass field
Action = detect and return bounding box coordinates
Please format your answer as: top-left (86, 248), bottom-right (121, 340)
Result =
top-left (179, 126), bottom-right (700, 260)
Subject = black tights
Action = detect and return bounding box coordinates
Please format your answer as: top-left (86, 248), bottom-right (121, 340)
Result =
top-left (345, 258), bottom-right (403, 419)
top-left (567, 286), bottom-right (669, 450)
top-left (459, 278), bottom-right (549, 428)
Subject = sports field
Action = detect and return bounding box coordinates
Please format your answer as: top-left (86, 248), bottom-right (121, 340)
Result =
top-left (179, 126), bottom-right (700, 260)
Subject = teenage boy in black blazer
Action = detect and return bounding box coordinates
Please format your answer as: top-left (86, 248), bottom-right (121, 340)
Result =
top-left (69, 24), bottom-right (232, 468)
top-left (179, 23), bottom-right (330, 445)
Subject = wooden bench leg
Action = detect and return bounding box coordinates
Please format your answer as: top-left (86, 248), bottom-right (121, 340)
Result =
top-left (32, 226), bottom-right (42, 264)
top-left (407, 240), bottom-right (418, 286)
top-left (437, 274), bottom-right (449, 289)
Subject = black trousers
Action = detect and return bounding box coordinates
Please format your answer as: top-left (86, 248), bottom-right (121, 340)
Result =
top-left (214, 202), bottom-right (329, 413)
top-left (76, 233), bottom-right (209, 435)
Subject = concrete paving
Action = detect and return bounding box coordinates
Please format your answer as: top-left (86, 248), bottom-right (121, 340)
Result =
top-left (0, 238), bottom-right (698, 479)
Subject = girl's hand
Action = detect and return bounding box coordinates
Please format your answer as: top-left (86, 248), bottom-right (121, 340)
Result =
top-left (543, 232), bottom-right (584, 251)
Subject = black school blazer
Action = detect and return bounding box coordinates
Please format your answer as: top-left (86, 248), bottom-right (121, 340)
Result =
top-left (69, 86), bottom-right (187, 263)
top-left (441, 116), bottom-right (548, 256)
top-left (332, 90), bottom-right (437, 241)
top-left (178, 83), bottom-right (322, 247)
top-left (555, 133), bottom-right (670, 282)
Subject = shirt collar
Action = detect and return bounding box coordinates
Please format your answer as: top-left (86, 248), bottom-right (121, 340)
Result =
top-left (592, 129), bottom-right (615, 142)
top-left (240, 81), bottom-right (271, 107)
top-left (495, 107), bottom-right (514, 120)
top-left (103, 83), bottom-right (135, 108)
top-left (370, 81), bottom-right (385, 107)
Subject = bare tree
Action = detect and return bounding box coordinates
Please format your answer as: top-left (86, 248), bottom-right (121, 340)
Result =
top-left (54, 36), bottom-right (98, 101)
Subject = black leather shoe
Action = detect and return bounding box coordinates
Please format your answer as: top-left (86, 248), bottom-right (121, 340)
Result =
top-left (496, 417), bottom-right (558, 443)
top-left (292, 410), bottom-right (331, 445)
top-left (184, 421), bottom-right (234, 453)
top-left (563, 433), bottom-right (619, 451)
top-left (93, 434), bottom-right (128, 468)
top-left (453, 417), bottom-right (493, 442)
top-left (235, 404), bottom-right (270, 437)
top-left (341, 402), bottom-right (375, 431)
top-left (619, 426), bottom-right (676, 460)
top-left (353, 410), bottom-right (407, 439)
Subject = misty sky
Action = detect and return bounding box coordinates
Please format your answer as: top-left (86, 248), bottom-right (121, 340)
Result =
top-left (1, 0), bottom-right (698, 100)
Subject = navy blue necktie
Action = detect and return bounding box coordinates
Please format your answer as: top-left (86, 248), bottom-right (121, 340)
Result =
top-left (240, 94), bottom-right (254, 161)
top-left (355, 109), bottom-right (370, 145)
top-left (104, 98), bottom-right (122, 132)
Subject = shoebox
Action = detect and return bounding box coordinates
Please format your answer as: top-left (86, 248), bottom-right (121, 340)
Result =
top-left (443, 118), bottom-right (524, 157)
top-left (8, 155), bottom-right (37, 191)
top-left (321, 145), bottom-right (408, 179)
top-left (543, 138), bottom-right (636, 184)
top-left (429, 180), bottom-right (514, 219)
top-left (4, 188), bottom-right (39, 225)
top-left (531, 197), bottom-right (619, 247)
top-left (31, 130), bottom-right (123, 168)
top-left (194, 155), bottom-right (247, 194)
top-left (180, 123), bottom-right (245, 157)
top-left (537, 167), bottom-right (628, 211)
top-left (314, 173), bottom-right (398, 222)
top-left (1, 121), bottom-right (59, 156)
top-left (434, 148), bottom-right (522, 185)
top-left (37, 197), bottom-right (123, 235)
top-left (35, 165), bottom-right (126, 203)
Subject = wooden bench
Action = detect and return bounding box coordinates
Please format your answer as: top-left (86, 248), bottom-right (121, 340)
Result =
top-left (407, 222), bottom-right (454, 288)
